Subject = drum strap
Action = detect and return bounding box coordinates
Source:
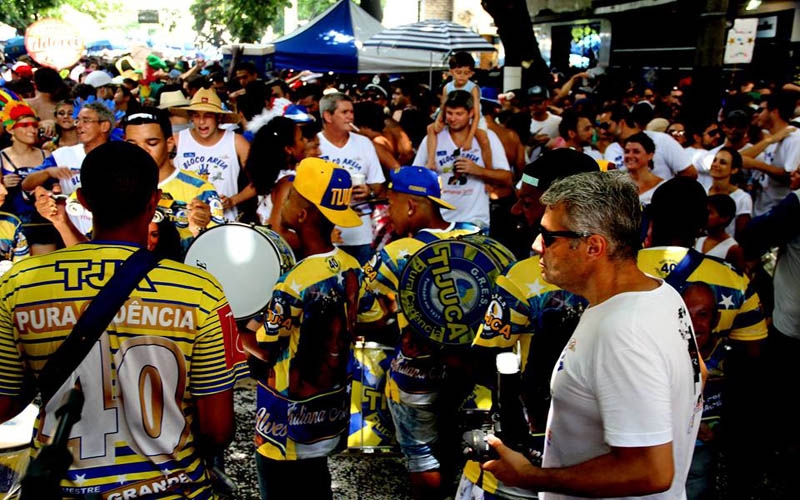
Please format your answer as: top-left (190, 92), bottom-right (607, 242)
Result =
top-left (37, 248), bottom-right (162, 405)
top-left (664, 248), bottom-right (705, 292)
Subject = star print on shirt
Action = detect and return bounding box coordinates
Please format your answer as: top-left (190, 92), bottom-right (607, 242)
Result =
top-left (527, 278), bottom-right (546, 296)
top-left (719, 294), bottom-right (735, 309)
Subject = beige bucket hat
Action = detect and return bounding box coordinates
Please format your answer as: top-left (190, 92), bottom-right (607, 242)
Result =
top-left (170, 88), bottom-right (237, 123)
top-left (158, 90), bottom-right (191, 109)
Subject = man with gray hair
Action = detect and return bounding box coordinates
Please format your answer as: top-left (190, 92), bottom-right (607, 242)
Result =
top-left (21, 101), bottom-right (115, 240)
top-left (22, 101), bottom-right (114, 197)
top-left (483, 171), bottom-right (703, 500)
top-left (317, 92), bottom-right (384, 265)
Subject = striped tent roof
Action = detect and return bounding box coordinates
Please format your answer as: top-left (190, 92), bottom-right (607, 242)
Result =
top-left (363, 19), bottom-right (495, 54)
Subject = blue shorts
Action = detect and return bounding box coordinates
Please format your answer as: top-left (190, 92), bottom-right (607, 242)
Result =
top-left (387, 399), bottom-right (440, 473)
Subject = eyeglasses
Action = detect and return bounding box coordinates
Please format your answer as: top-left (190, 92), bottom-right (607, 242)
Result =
top-left (12, 121), bottom-right (39, 130)
top-left (74, 118), bottom-right (103, 125)
top-left (538, 225), bottom-right (591, 246)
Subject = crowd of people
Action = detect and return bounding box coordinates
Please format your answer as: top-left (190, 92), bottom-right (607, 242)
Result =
top-left (0, 47), bottom-right (798, 500)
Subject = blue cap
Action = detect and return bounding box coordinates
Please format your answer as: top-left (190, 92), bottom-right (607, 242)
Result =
top-left (389, 167), bottom-right (455, 210)
top-left (284, 104), bottom-right (314, 123)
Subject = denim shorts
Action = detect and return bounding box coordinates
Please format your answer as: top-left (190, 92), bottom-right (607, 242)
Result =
top-left (387, 399), bottom-right (440, 473)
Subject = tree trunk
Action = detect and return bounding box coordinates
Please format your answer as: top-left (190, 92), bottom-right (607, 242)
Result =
top-left (688, 0), bottom-right (731, 125)
top-left (481, 0), bottom-right (549, 89)
top-left (359, 0), bottom-right (383, 20)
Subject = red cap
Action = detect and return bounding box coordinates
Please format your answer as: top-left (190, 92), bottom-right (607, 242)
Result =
top-left (11, 63), bottom-right (33, 80)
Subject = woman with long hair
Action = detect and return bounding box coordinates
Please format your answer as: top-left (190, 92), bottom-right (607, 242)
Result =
top-left (707, 146), bottom-right (751, 238)
top-left (624, 131), bottom-right (665, 206)
top-left (0, 102), bottom-right (60, 254)
top-left (245, 116), bottom-right (307, 247)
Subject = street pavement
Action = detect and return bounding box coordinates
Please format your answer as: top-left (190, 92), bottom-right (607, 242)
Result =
top-left (225, 380), bottom-right (413, 499)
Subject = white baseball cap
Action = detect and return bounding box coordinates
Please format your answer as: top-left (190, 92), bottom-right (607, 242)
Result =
top-left (84, 70), bottom-right (113, 88)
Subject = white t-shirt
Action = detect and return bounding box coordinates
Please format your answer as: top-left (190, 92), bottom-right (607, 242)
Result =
top-left (639, 179), bottom-right (667, 206)
top-left (175, 129), bottom-right (241, 222)
top-left (582, 147), bottom-right (603, 161)
top-left (318, 131), bottom-right (385, 246)
top-left (645, 130), bottom-right (692, 180)
top-left (413, 128), bottom-right (510, 228)
top-left (707, 188), bottom-right (752, 237)
top-left (529, 112), bottom-right (563, 160)
top-left (603, 142), bottom-right (624, 170)
top-left (255, 170), bottom-right (293, 226)
top-left (607, 132), bottom-right (691, 179)
top-left (753, 129), bottom-right (800, 216)
top-left (688, 146), bottom-right (714, 189)
top-left (542, 281), bottom-right (702, 500)
top-left (530, 112), bottom-right (561, 138)
top-left (694, 143), bottom-right (753, 191)
top-left (51, 144), bottom-right (85, 195)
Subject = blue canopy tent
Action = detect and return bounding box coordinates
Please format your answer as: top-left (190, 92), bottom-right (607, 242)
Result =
top-left (273, 0), bottom-right (447, 74)
top-left (3, 36), bottom-right (26, 60)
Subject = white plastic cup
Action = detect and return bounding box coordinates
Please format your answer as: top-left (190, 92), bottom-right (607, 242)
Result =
top-left (350, 172), bottom-right (366, 186)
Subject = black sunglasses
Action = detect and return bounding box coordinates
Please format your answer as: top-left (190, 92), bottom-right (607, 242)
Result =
top-left (538, 225), bottom-right (591, 246)
top-left (596, 121), bottom-right (611, 130)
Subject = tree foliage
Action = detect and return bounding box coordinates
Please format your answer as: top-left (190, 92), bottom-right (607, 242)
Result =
top-left (191, 0), bottom-right (290, 45)
top-left (1, 0), bottom-right (121, 36)
top-left (298, 0), bottom-right (338, 20)
top-left (191, 0), bottom-right (383, 46)
top-left (0, 0), bottom-right (62, 33)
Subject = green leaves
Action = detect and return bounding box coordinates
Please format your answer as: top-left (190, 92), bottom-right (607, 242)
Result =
top-left (0, 0), bottom-right (60, 32)
top-left (191, 0), bottom-right (290, 44)
top-left (189, 0), bottom-right (382, 45)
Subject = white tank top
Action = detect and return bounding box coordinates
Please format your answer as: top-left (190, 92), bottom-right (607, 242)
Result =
top-left (176, 129), bottom-right (241, 221)
top-left (694, 236), bottom-right (738, 261)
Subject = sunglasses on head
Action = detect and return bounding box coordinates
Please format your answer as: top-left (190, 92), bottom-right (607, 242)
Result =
top-left (538, 225), bottom-right (591, 246)
top-left (12, 121), bottom-right (39, 130)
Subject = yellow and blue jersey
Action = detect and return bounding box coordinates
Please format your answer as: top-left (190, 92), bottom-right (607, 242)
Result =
top-left (638, 246), bottom-right (767, 342)
top-left (255, 247), bottom-right (368, 461)
top-left (0, 243), bottom-right (235, 499)
top-left (158, 169), bottom-right (225, 253)
top-left (0, 211), bottom-right (28, 262)
top-left (359, 223), bottom-right (479, 404)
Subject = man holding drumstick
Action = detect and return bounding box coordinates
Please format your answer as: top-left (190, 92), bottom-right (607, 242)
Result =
top-left (241, 158), bottom-right (369, 499)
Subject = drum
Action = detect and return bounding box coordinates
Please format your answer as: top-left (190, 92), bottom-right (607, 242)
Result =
top-left (347, 340), bottom-right (397, 453)
top-left (184, 223), bottom-right (296, 320)
top-left (0, 404), bottom-right (38, 495)
top-left (398, 235), bottom-right (515, 346)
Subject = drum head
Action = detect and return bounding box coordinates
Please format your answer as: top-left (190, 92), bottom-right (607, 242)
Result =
top-left (398, 237), bottom-right (514, 346)
top-left (0, 404), bottom-right (37, 450)
top-left (185, 224), bottom-right (286, 319)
